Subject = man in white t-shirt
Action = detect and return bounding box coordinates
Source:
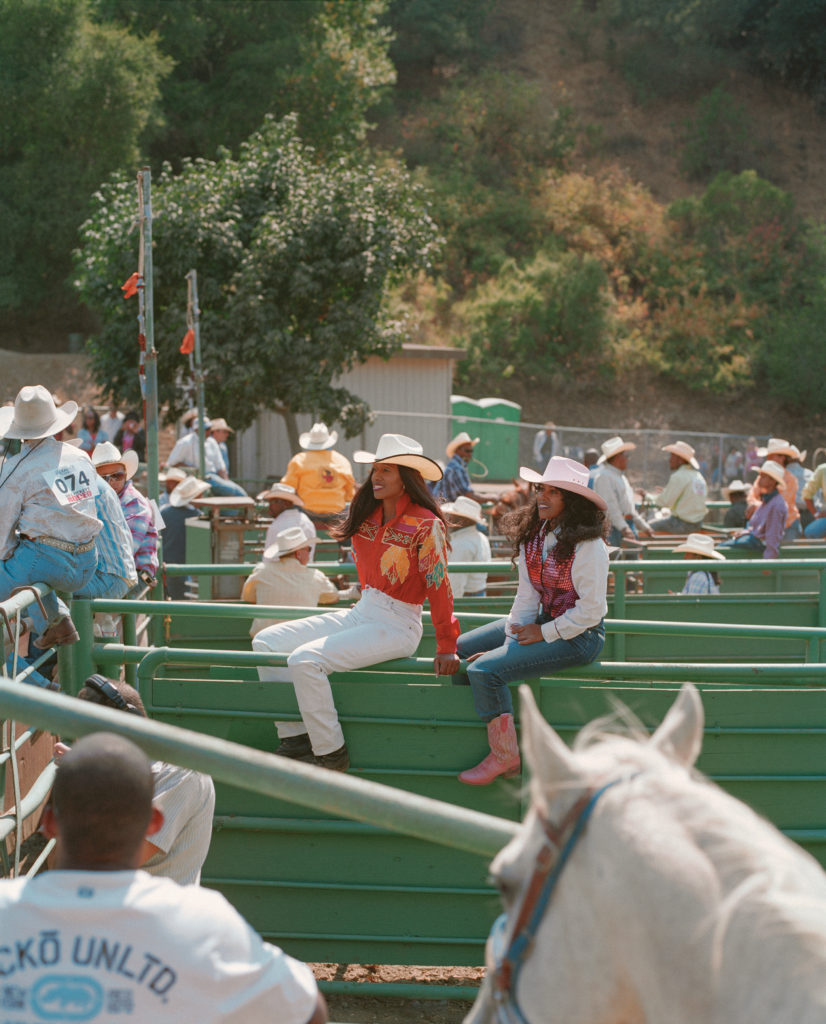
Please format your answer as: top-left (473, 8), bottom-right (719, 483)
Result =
top-left (11, 731), bottom-right (327, 1024)
top-left (442, 496), bottom-right (491, 598)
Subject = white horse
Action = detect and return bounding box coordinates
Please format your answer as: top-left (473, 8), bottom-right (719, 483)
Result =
top-left (466, 683), bottom-right (826, 1024)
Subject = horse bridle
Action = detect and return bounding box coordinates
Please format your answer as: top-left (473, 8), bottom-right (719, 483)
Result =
top-left (485, 775), bottom-right (631, 1024)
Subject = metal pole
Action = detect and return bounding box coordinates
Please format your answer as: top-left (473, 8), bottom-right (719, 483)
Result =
top-left (140, 168), bottom-right (160, 504)
top-left (186, 269), bottom-right (207, 479)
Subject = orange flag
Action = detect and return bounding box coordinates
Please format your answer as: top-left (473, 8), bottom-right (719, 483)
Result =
top-left (179, 328), bottom-right (195, 355)
top-left (121, 272), bottom-right (140, 299)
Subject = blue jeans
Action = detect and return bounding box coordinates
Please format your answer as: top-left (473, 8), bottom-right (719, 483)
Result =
top-left (456, 617), bottom-right (605, 722)
top-left (74, 570), bottom-right (131, 600)
top-left (0, 539), bottom-right (97, 636)
top-left (206, 474), bottom-right (248, 499)
top-left (805, 516), bottom-right (826, 539)
top-left (718, 533), bottom-right (764, 554)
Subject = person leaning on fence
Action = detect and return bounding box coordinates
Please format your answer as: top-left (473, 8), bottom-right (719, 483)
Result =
top-left (0, 385), bottom-right (101, 650)
top-left (671, 533), bottom-right (724, 595)
top-left (254, 433), bottom-right (460, 772)
top-left (432, 431), bottom-right (486, 504)
top-left (591, 436), bottom-right (653, 545)
top-left (280, 422), bottom-right (355, 522)
top-left (718, 460), bottom-right (788, 559)
top-left (746, 438), bottom-right (801, 541)
top-left (4, 732), bottom-right (326, 1023)
top-left (454, 457), bottom-right (609, 786)
top-left (259, 482), bottom-right (318, 559)
top-left (442, 496), bottom-right (491, 598)
top-left (649, 440), bottom-right (708, 534)
top-left (72, 472), bottom-right (138, 601)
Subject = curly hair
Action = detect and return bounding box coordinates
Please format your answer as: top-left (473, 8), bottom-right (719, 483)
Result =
top-left (501, 487), bottom-right (606, 563)
top-left (331, 464), bottom-right (447, 541)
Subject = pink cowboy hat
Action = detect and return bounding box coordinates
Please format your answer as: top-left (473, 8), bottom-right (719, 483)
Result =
top-left (520, 456), bottom-right (607, 510)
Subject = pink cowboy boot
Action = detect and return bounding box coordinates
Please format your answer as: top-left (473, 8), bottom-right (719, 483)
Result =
top-left (458, 713), bottom-right (521, 785)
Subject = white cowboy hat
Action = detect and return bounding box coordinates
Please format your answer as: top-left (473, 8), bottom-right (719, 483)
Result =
top-left (446, 431), bottom-right (480, 459)
top-left (180, 408), bottom-right (201, 427)
top-left (0, 385), bottom-right (78, 440)
top-left (299, 422), bottom-right (337, 450)
top-left (263, 525), bottom-right (312, 561)
top-left (757, 460), bottom-right (786, 489)
top-left (441, 496), bottom-right (485, 524)
top-left (169, 475), bottom-right (211, 508)
top-left (91, 441), bottom-right (139, 480)
top-left (353, 433), bottom-right (443, 482)
top-left (256, 482), bottom-right (304, 506)
top-left (520, 456), bottom-right (607, 510)
top-left (208, 417), bottom-right (234, 433)
top-left (661, 440), bottom-right (700, 470)
top-left (789, 444), bottom-right (807, 463)
top-left (765, 438), bottom-right (797, 459)
top-left (158, 466), bottom-right (188, 484)
top-left (597, 436), bottom-right (636, 465)
top-left (723, 479), bottom-right (747, 498)
top-left (673, 533), bottom-right (725, 560)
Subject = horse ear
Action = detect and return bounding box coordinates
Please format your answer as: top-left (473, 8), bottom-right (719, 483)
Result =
top-left (519, 684), bottom-right (578, 788)
top-left (649, 683), bottom-right (704, 768)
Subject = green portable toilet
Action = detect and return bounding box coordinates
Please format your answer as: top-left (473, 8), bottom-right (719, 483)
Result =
top-left (451, 395), bottom-right (521, 482)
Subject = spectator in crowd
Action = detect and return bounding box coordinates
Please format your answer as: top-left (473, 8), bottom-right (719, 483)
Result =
top-left (281, 422), bottom-right (355, 523)
top-left (160, 475), bottom-right (210, 600)
top-left (649, 441), bottom-right (708, 533)
top-left (592, 436), bottom-right (653, 546)
top-left (786, 444), bottom-right (813, 529)
top-left (802, 460), bottom-right (826, 538)
top-left (99, 399), bottom-right (125, 443)
top-left (672, 533), bottom-right (724, 595)
top-left (92, 441), bottom-right (159, 587)
top-left (242, 526), bottom-right (357, 638)
top-left (255, 434), bottom-right (459, 772)
top-left (432, 431), bottom-right (486, 504)
top-left (583, 448), bottom-right (600, 488)
top-left (53, 676), bottom-right (216, 885)
top-left (114, 409), bottom-right (146, 462)
top-left (210, 416), bottom-right (233, 471)
top-left (719, 461), bottom-right (788, 559)
top-left (745, 438), bottom-right (801, 541)
top-left (723, 479), bottom-right (748, 528)
top-left (442, 496), bottom-right (491, 598)
top-left (532, 421), bottom-right (560, 469)
top-left (8, 732), bottom-right (326, 1023)
top-left (158, 465), bottom-right (188, 510)
top-left (745, 436), bottom-right (762, 474)
top-left (168, 416), bottom-right (247, 499)
top-left (0, 386), bottom-right (101, 649)
top-left (77, 406), bottom-right (108, 454)
top-left (259, 482), bottom-right (317, 558)
top-left (723, 445), bottom-right (744, 485)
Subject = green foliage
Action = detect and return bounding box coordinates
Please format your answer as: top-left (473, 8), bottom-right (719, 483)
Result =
top-left (0, 0), bottom-right (171, 309)
top-left (758, 287), bottom-right (826, 408)
top-left (680, 87), bottom-right (755, 181)
top-left (73, 115), bottom-right (440, 433)
top-left (616, 35), bottom-right (727, 104)
top-left (385, 0), bottom-right (497, 70)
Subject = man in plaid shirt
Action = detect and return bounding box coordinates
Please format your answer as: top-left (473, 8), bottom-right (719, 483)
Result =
top-left (92, 442), bottom-right (159, 586)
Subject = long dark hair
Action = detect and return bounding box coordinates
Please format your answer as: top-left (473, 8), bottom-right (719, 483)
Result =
top-left (332, 464), bottom-right (447, 541)
top-left (83, 406), bottom-right (101, 432)
top-left (501, 487), bottom-right (606, 563)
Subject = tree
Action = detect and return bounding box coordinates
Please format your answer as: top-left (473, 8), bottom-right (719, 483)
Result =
top-left (73, 115), bottom-right (441, 447)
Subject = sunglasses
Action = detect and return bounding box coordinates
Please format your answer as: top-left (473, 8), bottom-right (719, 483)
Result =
top-left (100, 471), bottom-right (126, 482)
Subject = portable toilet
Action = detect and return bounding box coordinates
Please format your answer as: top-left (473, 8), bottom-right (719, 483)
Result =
top-left (451, 395), bottom-right (521, 482)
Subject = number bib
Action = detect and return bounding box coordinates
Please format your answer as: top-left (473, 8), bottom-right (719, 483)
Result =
top-left (43, 465), bottom-right (99, 506)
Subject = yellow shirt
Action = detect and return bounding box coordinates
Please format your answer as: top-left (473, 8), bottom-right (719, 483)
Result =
top-left (281, 450), bottom-right (355, 514)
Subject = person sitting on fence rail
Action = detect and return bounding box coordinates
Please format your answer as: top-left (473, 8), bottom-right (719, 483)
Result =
top-left (92, 442), bottom-right (159, 588)
top-left (254, 433), bottom-right (459, 772)
top-left (802, 460), bottom-right (826, 538)
top-left (592, 436), bottom-right (653, 545)
top-left (160, 475), bottom-right (211, 600)
top-left (723, 479), bottom-right (748, 528)
top-left (73, 474), bottom-right (138, 602)
top-left (442, 496), bottom-right (491, 598)
top-left (648, 440), bottom-right (708, 534)
top-left (53, 677), bottom-right (216, 886)
top-left (432, 431), bottom-right (487, 504)
top-left (454, 457), bottom-right (609, 785)
top-left (745, 438), bottom-right (801, 541)
top-left (718, 460), bottom-right (788, 559)
top-left (242, 526), bottom-right (357, 638)
top-left (671, 533), bottom-right (724, 594)
top-left (280, 422), bottom-right (355, 524)
top-left (158, 465), bottom-right (187, 509)
top-left (0, 385), bottom-right (101, 649)
top-left (259, 483), bottom-right (317, 559)
top-left (5, 732), bottom-right (326, 1023)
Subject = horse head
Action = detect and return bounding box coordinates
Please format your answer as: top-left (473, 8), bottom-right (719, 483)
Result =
top-left (490, 480), bottom-right (532, 526)
top-left (465, 684), bottom-right (826, 1024)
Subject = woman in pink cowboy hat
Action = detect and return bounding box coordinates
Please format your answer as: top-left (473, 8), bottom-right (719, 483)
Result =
top-left (455, 456), bottom-right (609, 785)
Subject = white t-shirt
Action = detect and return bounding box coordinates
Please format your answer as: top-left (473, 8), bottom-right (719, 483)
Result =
top-left (0, 870), bottom-right (318, 1024)
top-left (142, 762), bottom-right (215, 885)
top-left (447, 525), bottom-right (491, 597)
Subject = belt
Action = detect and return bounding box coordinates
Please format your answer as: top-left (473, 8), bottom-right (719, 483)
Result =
top-left (22, 534), bottom-right (95, 554)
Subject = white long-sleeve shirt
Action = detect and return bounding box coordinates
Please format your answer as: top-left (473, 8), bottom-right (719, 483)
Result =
top-left (592, 463), bottom-right (648, 534)
top-left (654, 464), bottom-right (708, 523)
top-left (507, 533), bottom-right (609, 642)
top-left (167, 432), bottom-right (224, 475)
top-left (447, 524), bottom-right (491, 597)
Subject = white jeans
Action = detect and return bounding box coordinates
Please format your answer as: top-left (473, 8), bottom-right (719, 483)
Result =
top-left (252, 588), bottom-right (423, 755)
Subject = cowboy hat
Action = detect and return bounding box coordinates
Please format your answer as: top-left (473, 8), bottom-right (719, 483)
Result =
top-left (299, 422), bottom-right (337, 450)
top-left (169, 475), bottom-right (211, 508)
top-left (673, 533), bottom-right (725, 560)
top-left (789, 444), bottom-right (807, 463)
top-left (765, 438), bottom-right (798, 459)
top-left (209, 417), bottom-right (234, 433)
top-left (0, 385), bottom-right (78, 440)
top-left (446, 431), bottom-right (480, 459)
top-left (520, 456), bottom-right (607, 510)
top-left (661, 440), bottom-right (700, 470)
top-left (441, 495), bottom-right (485, 524)
top-left (180, 408), bottom-right (201, 427)
top-left (353, 433), bottom-right (443, 482)
top-left (723, 479), bottom-right (747, 498)
top-left (263, 525), bottom-right (312, 562)
top-left (158, 466), bottom-right (188, 484)
top-left (256, 482), bottom-right (304, 506)
top-left (597, 436), bottom-right (636, 465)
top-left (91, 441), bottom-right (139, 480)
top-left (757, 460), bottom-right (786, 489)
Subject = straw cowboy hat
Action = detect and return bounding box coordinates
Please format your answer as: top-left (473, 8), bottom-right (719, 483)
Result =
top-left (723, 478), bottom-right (747, 498)
top-left (789, 444), bottom-right (807, 463)
top-left (299, 422), bottom-right (337, 450)
top-left (256, 482), bottom-right (304, 506)
top-left (765, 438), bottom-right (798, 459)
top-left (209, 417), bottom-right (234, 433)
top-left (757, 460), bottom-right (786, 489)
top-left (441, 495), bottom-right (485, 524)
top-left (446, 431), bottom-right (480, 459)
top-left (263, 525), bottom-right (312, 562)
top-left (673, 533), bottom-right (725, 560)
top-left (169, 475), bottom-right (211, 508)
top-left (661, 440), bottom-right (700, 470)
top-left (91, 441), bottom-right (139, 480)
top-left (597, 436), bottom-right (636, 465)
top-left (0, 385), bottom-right (78, 440)
top-left (353, 433), bottom-right (443, 482)
top-left (520, 456), bottom-right (607, 510)
top-left (158, 466), bottom-right (187, 484)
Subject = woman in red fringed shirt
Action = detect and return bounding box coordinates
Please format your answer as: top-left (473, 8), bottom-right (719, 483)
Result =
top-left (252, 434), bottom-right (460, 772)
top-left (456, 457), bottom-right (609, 785)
